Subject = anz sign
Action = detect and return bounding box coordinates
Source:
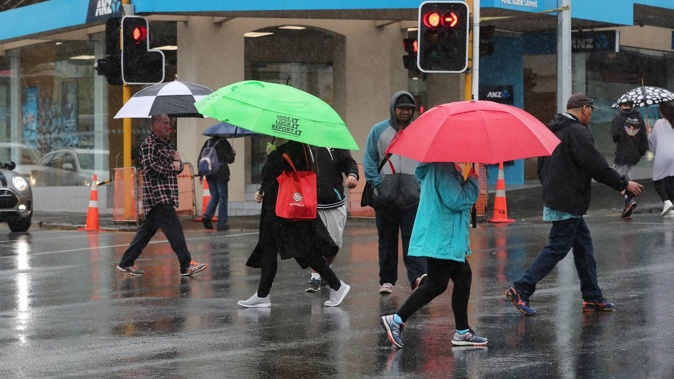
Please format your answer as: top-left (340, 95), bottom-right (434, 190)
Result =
top-left (572, 30), bottom-right (619, 53)
top-left (87, 0), bottom-right (123, 23)
top-left (480, 85), bottom-right (514, 105)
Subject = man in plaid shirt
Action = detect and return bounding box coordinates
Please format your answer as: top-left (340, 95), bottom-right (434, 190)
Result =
top-left (117, 114), bottom-right (208, 277)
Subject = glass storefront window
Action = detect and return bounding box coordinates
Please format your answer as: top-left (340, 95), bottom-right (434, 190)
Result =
top-left (245, 26), bottom-right (336, 184)
top-left (3, 40), bottom-right (110, 186)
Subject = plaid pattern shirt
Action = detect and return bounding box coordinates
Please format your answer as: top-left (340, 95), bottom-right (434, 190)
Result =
top-left (139, 133), bottom-right (183, 215)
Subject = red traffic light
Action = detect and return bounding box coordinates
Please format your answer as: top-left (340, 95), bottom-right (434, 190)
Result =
top-left (417, 1), bottom-right (470, 73)
top-left (131, 26), bottom-right (147, 43)
top-left (423, 11), bottom-right (441, 28)
top-left (441, 12), bottom-right (459, 27)
top-left (402, 38), bottom-right (418, 54)
top-left (423, 11), bottom-right (460, 28)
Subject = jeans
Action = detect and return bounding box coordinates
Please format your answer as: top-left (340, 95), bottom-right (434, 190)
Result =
top-left (375, 204), bottom-right (427, 288)
top-left (397, 257), bottom-right (471, 330)
top-left (204, 178), bottom-right (229, 229)
top-left (119, 203), bottom-right (192, 272)
top-left (514, 217), bottom-right (603, 301)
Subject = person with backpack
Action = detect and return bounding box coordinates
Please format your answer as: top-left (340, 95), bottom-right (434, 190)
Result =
top-left (198, 136), bottom-right (236, 231)
top-left (611, 100), bottom-right (648, 219)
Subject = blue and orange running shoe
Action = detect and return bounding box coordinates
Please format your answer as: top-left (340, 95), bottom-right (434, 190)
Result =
top-left (582, 298), bottom-right (615, 312)
top-left (505, 287), bottom-right (536, 316)
top-left (381, 315), bottom-right (404, 348)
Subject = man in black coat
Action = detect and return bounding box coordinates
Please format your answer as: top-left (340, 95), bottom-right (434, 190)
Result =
top-left (505, 93), bottom-right (644, 316)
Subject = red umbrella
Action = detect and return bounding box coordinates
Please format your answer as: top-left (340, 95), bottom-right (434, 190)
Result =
top-left (387, 100), bottom-right (561, 164)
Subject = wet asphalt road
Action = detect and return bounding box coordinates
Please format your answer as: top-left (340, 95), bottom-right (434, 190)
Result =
top-left (1, 211), bottom-right (673, 378)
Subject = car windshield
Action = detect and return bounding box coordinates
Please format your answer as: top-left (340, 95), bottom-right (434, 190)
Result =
top-left (77, 150), bottom-right (108, 171)
top-left (0, 145), bottom-right (40, 165)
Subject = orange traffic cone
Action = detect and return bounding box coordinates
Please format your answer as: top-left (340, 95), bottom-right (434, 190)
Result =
top-left (488, 162), bottom-right (515, 223)
top-left (79, 174), bottom-right (100, 231)
top-left (195, 178), bottom-right (217, 221)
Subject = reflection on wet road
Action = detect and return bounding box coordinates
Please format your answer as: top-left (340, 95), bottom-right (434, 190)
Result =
top-left (0, 214), bottom-right (673, 377)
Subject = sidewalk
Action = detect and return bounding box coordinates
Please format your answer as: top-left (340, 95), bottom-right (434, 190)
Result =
top-left (32, 176), bottom-right (662, 231)
top-left (32, 211), bottom-right (263, 232)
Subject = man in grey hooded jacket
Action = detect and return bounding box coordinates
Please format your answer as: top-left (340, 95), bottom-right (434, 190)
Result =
top-left (363, 91), bottom-right (427, 294)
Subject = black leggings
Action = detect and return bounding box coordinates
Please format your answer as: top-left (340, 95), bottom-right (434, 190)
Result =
top-left (257, 252), bottom-right (340, 298)
top-left (397, 257), bottom-right (472, 331)
top-left (654, 176), bottom-right (674, 202)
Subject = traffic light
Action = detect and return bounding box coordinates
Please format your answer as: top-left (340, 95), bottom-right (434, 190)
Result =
top-left (121, 16), bottom-right (165, 85)
top-left (417, 1), bottom-right (470, 73)
top-left (480, 25), bottom-right (496, 57)
top-left (95, 17), bottom-right (122, 85)
top-left (402, 38), bottom-right (420, 72)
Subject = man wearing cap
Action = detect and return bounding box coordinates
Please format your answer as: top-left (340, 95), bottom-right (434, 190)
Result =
top-left (363, 91), bottom-right (427, 295)
top-left (505, 93), bottom-right (644, 316)
top-left (611, 100), bottom-right (649, 219)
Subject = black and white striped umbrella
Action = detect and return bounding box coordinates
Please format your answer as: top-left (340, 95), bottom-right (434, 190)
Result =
top-left (114, 81), bottom-right (213, 118)
top-left (611, 86), bottom-right (674, 108)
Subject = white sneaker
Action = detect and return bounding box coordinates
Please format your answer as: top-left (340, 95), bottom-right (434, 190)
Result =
top-left (379, 283), bottom-right (394, 294)
top-left (662, 200), bottom-right (674, 217)
top-left (325, 281), bottom-right (350, 307)
top-left (237, 292), bottom-right (271, 308)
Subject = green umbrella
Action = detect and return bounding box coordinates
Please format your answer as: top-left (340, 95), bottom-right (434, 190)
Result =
top-left (194, 80), bottom-right (359, 150)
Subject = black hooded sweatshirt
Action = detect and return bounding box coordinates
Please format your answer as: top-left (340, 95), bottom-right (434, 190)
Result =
top-left (538, 113), bottom-right (628, 215)
top-left (611, 107), bottom-right (648, 166)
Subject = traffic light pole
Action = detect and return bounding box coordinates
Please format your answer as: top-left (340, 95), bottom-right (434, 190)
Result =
top-left (122, 0), bottom-right (132, 169)
top-left (121, 0), bottom-right (134, 220)
top-left (463, 0), bottom-right (479, 102)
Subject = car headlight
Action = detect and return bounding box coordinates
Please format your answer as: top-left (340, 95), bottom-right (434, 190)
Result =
top-left (12, 176), bottom-right (29, 192)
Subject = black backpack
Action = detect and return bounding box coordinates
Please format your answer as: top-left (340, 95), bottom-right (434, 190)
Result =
top-left (198, 139), bottom-right (221, 176)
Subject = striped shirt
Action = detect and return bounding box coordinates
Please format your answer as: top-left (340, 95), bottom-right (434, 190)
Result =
top-left (139, 133), bottom-right (182, 215)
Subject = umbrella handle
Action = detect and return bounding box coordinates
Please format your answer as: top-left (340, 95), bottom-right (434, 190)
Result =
top-left (471, 205), bottom-right (477, 228)
top-left (470, 163), bottom-right (477, 228)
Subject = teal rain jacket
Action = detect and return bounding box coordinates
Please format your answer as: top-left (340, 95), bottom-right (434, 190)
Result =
top-left (408, 163), bottom-right (480, 262)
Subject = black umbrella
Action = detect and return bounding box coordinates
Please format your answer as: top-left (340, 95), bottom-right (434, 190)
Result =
top-left (611, 86), bottom-right (674, 108)
top-left (202, 122), bottom-right (259, 138)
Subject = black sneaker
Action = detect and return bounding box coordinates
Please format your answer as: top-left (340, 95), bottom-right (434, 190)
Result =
top-left (203, 217), bottom-right (213, 230)
top-left (451, 329), bottom-right (488, 346)
top-left (621, 199), bottom-right (637, 219)
top-left (181, 261), bottom-right (208, 276)
top-left (381, 315), bottom-right (404, 348)
top-left (305, 278), bottom-right (321, 292)
top-left (504, 287), bottom-right (536, 316)
top-left (217, 224), bottom-right (230, 231)
top-left (582, 298), bottom-right (615, 312)
top-left (117, 265), bottom-right (144, 276)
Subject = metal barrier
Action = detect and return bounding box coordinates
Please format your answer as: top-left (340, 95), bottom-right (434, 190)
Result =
top-left (113, 163), bottom-right (197, 223)
top-left (348, 163), bottom-right (489, 221)
top-left (474, 163), bottom-right (489, 221)
top-left (113, 167), bottom-right (139, 223)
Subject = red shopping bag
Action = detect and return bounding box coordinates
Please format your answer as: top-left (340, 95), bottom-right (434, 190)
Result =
top-left (275, 152), bottom-right (317, 220)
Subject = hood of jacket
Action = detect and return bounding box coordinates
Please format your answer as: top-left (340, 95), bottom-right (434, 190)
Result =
top-left (415, 162), bottom-right (431, 182)
top-left (549, 112), bottom-right (583, 134)
top-left (388, 91), bottom-right (416, 130)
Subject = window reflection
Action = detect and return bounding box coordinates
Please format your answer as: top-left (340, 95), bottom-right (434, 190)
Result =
top-left (245, 26), bottom-right (336, 184)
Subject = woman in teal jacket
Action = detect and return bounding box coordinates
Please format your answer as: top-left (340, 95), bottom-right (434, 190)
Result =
top-left (380, 162), bottom-right (488, 348)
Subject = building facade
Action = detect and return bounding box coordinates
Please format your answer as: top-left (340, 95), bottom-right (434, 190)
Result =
top-left (1, 0), bottom-right (673, 213)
